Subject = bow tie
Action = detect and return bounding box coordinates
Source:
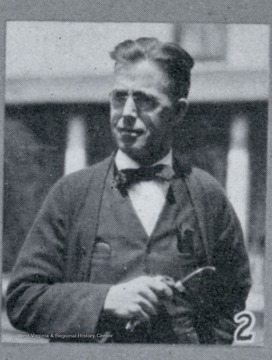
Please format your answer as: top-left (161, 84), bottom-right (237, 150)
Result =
top-left (114, 164), bottom-right (175, 191)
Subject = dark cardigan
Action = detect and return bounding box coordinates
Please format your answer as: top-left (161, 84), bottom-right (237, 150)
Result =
top-left (6, 154), bottom-right (251, 343)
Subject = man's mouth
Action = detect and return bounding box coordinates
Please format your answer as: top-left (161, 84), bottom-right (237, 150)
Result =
top-left (117, 127), bottom-right (145, 136)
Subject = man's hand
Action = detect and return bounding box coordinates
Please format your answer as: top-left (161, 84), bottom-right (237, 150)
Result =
top-left (103, 275), bottom-right (173, 323)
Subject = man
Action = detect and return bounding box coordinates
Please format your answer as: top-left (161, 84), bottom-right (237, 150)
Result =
top-left (7, 37), bottom-right (251, 344)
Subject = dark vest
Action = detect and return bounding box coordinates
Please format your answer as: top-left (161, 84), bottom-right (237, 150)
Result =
top-left (92, 166), bottom-right (202, 343)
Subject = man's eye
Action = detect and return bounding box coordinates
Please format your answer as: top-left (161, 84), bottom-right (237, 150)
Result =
top-left (111, 92), bottom-right (127, 107)
top-left (134, 94), bottom-right (157, 111)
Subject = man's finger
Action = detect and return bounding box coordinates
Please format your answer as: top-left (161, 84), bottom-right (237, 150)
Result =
top-left (138, 287), bottom-right (159, 305)
top-left (137, 296), bottom-right (157, 316)
top-left (149, 277), bottom-right (174, 298)
top-left (130, 304), bottom-right (150, 322)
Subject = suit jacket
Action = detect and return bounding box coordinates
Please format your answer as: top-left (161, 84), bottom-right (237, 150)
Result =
top-left (6, 153), bottom-right (251, 343)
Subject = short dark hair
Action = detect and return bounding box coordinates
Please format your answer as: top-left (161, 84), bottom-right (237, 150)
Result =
top-left (110, 37), bottom-right (194, 99)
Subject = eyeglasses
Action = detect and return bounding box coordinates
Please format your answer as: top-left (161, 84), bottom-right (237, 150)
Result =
top-left (110, 90), bottom-right (159, 112)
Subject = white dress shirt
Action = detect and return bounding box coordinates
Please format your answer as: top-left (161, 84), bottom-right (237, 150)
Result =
top-left (115, 149), bottom-right (173, 236)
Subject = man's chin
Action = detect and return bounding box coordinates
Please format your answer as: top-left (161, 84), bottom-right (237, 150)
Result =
top-left (118, 146), bottom-right (162, 165)
top-left (115, 136), bottom-right (144, 155)
top-left (113, 136), bottom-right (164, 163)
top-left (117, 142), bottom-right (172, 165)
top-left (116, 143), bottom-right (145, 160)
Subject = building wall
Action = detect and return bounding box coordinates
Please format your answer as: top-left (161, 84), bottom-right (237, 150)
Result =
top-left (5, 23), bottom-right (269, 79)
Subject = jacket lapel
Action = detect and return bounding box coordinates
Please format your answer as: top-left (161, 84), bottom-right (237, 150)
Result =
top-left (173, 151), bottom-right (211, 265)
top-left (79, 154), bottom-right (114, 281)
top-left (184, 169), bottom-right (212, 265)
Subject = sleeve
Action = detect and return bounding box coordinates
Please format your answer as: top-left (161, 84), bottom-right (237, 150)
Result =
top-left (6, 176), bottom-right (112, 340)
top-left (165, 292), bottom-right (200, 344)
top-left (195, 184), bottom-right (252, 344)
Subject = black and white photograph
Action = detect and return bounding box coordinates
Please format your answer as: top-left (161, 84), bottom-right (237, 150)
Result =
top-left (1, 22), bottom-right (268, 346)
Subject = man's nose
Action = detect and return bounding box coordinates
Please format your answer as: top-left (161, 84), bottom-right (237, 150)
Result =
top-left (122, 96), bottom-right (137, 126)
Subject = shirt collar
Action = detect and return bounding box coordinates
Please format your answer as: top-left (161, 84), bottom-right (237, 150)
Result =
top-left (115, 149), bottom-right (173, 171)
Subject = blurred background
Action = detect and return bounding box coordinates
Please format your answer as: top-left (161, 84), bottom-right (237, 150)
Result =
top-left (2, 22), bottom-right (269, 344)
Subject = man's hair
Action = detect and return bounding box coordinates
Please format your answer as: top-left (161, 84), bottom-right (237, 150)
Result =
top-left (110, 37), bottom-right (194, 99)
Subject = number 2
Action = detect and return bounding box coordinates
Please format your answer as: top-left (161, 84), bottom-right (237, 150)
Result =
top-left (234, 310), bottom-right (256, 343)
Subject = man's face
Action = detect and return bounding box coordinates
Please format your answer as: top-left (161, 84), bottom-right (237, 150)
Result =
top-left (110, 60), bottom-right (178, 164)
